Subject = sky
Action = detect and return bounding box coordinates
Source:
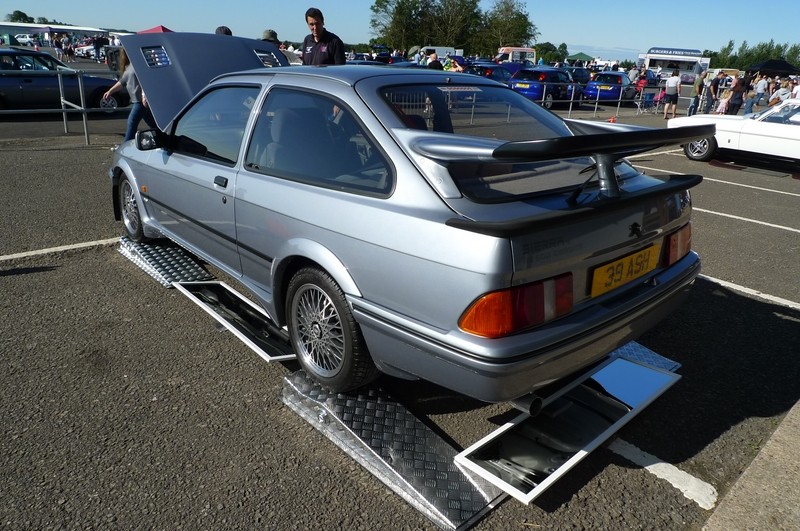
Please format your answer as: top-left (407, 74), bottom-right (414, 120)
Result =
top-left (9, 0), bottom-right (799, 61)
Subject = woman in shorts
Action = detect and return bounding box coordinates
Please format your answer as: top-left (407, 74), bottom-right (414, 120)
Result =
top-left (663, 69), bottom-right (681, 119)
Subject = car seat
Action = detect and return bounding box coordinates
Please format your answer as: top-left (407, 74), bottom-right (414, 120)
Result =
top-left (266, 107), bottom-right (332, 177)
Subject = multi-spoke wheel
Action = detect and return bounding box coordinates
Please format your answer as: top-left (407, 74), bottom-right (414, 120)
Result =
top-left (684, 137), bottom-right (717, 162)
top-left (119, 176), bottom-right (146, 242)
top-left (286, 267), bottom-right (378, 392)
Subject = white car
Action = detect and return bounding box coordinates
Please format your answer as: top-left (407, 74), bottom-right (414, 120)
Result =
top-left (669, 98), bottom-right (800, 163)
top-left (14, 34), bottom-right (35, 46)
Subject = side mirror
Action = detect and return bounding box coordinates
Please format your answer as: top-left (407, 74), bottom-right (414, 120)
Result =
top-left (136, 129), bottom-right (164, 151)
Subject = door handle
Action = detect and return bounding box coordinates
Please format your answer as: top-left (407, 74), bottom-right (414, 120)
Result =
top-left (214, 176), bottom-right (228, 188)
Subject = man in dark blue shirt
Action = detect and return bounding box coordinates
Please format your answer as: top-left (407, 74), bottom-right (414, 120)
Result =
top-left (301, 7), bottom-right (346, 65)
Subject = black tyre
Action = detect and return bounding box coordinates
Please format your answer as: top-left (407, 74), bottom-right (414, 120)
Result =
top-left (541, 93), bottom-right (554, 109)
top-left (684, 137), bottom-right (717, 162)
top-left (286, 267), bottom-right (378, 392)
top-left (118, 175), bottom-right (146, 242)
top-left (92, 92), bottom-right (120, 112)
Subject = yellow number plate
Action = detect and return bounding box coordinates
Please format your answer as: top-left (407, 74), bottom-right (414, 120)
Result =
top-left (600, 85), bottom-right (611, 90)
top-left (516, 83), bottom-right (530, 88)
top-left (591, 244), bottom-right (662, 298)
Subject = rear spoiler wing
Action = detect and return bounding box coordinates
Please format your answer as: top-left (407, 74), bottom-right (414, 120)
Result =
top-left (403, 123), bottom-right (715, 237)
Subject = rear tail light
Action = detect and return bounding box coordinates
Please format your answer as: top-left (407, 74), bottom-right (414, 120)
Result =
top-left (666, 223), bottom-right (692, 266)
top-left (459, 274), bottom-right (573, 338)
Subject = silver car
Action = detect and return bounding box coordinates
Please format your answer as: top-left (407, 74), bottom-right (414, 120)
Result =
top-left (110, 33), bottom-right (712, 403)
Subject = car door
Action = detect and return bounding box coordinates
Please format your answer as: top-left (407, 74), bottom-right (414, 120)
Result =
top-left (737, 103), bottom-right (800, 158)
top-left (8, 53), bottom-right (57, 108)
top-left (235, 85), bottom-right (393, 298)
top-left (141, 84), bottom-right (261, 274)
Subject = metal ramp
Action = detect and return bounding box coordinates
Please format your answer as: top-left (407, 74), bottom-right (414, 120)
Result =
top-left (118, 238), bottom-right (293, 362)
top-left (120, 237), bottom-right (683, 529)
top-left (282, 371), bottom-right (507, 530)
top-left (118, 237), bottom-right (213, 287)
top-left (282, 343), bottom-right (680, 529)
top-left (173, 281), bottom-right (295, 362)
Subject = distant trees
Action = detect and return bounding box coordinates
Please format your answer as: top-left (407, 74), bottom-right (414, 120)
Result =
top-left (5, 10), bottom-right (34, 23)
top-left (706, 39), bottom-right (800, 70)
top-left (369, 0), bottom-right (537, 57)
top-left (4, 10), bottom-right (63, 25)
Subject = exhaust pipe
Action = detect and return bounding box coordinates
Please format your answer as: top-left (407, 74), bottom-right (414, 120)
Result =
top-left (509, 393), bottom-right (543, 417)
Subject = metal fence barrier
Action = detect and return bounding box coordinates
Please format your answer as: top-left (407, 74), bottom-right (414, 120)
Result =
top-left (0, 69), bottom-right (126, 145)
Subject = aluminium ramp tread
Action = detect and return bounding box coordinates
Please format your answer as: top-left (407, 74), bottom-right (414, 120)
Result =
top-left (118, 237), bottom-right (214, 287)
top-left (282, 371), bottom-right (506, 531)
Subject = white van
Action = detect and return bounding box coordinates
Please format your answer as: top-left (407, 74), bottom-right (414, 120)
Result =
top-left (421, 46), bottom-right (457, 59)
top-left (495, 46), bottom-right (537, 64)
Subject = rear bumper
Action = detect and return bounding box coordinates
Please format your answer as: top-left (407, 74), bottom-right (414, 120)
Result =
top-left (354, 253), bottom-right (700, 403)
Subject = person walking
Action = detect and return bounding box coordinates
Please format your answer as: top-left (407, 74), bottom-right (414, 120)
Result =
top-left (102, 48), bottom-right (157, 144)
top-left (726, 77), bottom-right (745, 115)
top-left (704, 71), bottom-right (727, 113)
top-left (753, 74), bottom-right (768, 107)
top-left (663, 69), bottom-right (681, 119)
top-left (301, 7), bottom-right (345, 65)
top-left (687, 70), bottom-right (705, 116)
top-left (53, 35), bottom-right (64, 61)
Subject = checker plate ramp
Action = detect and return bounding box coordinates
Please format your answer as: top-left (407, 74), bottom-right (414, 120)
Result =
top-left (118, 237), bottom-right (214, 287)
top-left (282, 371), bottom-right (506, 531)
top-left (283, 343), bottom-right (680, 528)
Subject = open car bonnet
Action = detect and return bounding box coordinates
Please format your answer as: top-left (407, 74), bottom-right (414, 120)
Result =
top-left (120, 32), bottom-right (289, 131)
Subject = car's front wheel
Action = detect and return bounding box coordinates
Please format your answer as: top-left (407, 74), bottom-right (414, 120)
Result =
top-left (286, 267), bottom-right (378, 392)
top-left (684, 137), bottom-right (717, 162)
top-left (119, 175), bottom-right (146, 242)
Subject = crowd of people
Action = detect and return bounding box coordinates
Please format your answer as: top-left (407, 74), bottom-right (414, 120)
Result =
top-left (695, 70), bottom-right (799, 116)
top-left (628, 62), bottom-right (798, 118)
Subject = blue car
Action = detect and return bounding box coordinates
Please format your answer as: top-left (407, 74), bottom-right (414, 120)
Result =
top-left (508, 67), bottom-right (580, 109)
top-left (584, 72), bottom-right (638, 103)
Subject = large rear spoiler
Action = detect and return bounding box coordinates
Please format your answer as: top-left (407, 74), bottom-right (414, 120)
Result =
top-left (409, 123), bottom-right (715, 237)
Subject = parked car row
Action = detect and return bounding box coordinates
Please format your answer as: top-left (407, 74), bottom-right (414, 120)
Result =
top-left (459, 61), bottom-right (649, 109)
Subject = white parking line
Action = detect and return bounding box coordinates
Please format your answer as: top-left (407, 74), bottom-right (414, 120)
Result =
top-left (634, 163), bottom-right (800, 198)
top-left (0, 238), bottom-right (120, 262)
top-left (608, 438), bottom-right (718, 510)
top-left (700, 274), bottom-right (800, 310)
top-left (693, 208), bottom-right (800, 234)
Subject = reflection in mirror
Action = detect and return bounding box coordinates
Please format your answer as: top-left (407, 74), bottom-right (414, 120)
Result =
top-left (591, 357), bottom-right (678, 408)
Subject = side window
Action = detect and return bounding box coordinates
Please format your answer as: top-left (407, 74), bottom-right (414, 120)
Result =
top-left (172, 85), bottom-right (260, 166)
top-left (244, 87), bottom-right (392, 195)
top-left (32, 56), bottom-right (56, 70)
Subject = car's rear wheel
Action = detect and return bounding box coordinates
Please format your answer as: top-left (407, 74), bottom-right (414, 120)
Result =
top-left (684, 137), bottom-right (717, 162)
top-left (286, 267), bottom-right (378, 392)
top-left (541, 93), bottom-right (554, 109)
top-left (119, 175), bottom-right (146, 242)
